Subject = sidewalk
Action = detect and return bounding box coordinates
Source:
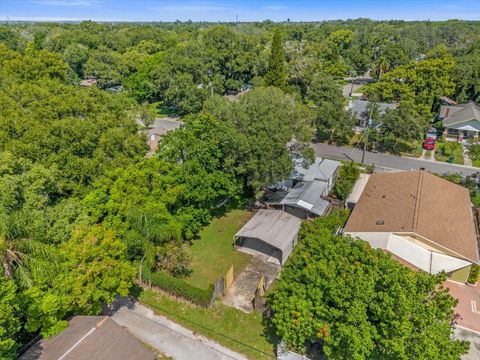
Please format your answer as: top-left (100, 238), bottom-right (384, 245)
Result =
top-left (111, 303), bottom-right (248, 360)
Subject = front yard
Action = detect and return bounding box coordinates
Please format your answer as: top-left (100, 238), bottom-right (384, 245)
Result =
top-left (435, 140), bottom-right (464, 165)
top-left (184, 209), bottom-right (253, 289)
top-left (139, 290), bottom-right (276, 360)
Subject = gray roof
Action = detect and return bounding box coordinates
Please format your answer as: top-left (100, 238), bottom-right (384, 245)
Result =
top-left (292, 157), bottom-right (340, 182)
top-left (440, 102), bottom-right (480, 127)
top-left (349, 100), bottom-right (396, 121)
top-left (21, 316), bottom-right (156, 360)
top-left (234, 210), bottom-right (301, 254)
top-left (281, 180), bottom-right (330, 216)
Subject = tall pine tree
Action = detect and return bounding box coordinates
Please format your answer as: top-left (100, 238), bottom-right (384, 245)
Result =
top-left (264, 30), bottom-right (285, 88)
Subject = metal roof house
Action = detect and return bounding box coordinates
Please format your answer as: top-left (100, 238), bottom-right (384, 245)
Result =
top-left (234, 210), bottom-right (302, 265)
top-left (280, 180), bottom-right (331, 218)
top-left (292, 156), bottom-right (340, 192)
top-left (268, 157), bottom-right (340, 218)
top-left (344, 171), bottom-right (480, 283)
top-left (271, 156), bottom-right (340, 192)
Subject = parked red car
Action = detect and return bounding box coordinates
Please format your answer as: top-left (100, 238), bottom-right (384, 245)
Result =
top-left (423, 138), bottom-right (436, 150)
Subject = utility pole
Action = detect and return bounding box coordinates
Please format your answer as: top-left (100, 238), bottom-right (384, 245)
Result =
top-left (361, 104), bottom-right (375, 165)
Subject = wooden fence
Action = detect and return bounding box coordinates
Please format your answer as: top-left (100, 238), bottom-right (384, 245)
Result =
top-left (253, 275), bottom-right (267, 312)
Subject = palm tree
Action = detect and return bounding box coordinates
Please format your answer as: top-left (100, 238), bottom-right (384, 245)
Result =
top-left (0, 210), bottom-right (58, 288)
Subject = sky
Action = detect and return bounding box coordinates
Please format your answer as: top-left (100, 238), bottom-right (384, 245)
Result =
top-left (1, 0), bottom-right (480, 22)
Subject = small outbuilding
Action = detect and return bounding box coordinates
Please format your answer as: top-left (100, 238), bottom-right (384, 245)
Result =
top-left (234, 210), bottom-right (302, 265)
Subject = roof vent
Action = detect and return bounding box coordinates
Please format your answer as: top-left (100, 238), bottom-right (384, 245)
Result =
top-left (376, 220), bottom-right (385, 225)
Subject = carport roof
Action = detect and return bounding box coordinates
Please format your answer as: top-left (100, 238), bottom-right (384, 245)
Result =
top-left (234, 210), bottom-right (301, 254)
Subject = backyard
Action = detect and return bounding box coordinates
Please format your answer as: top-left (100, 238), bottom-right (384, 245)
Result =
top-left (184, 209), bottom-right (253, 289)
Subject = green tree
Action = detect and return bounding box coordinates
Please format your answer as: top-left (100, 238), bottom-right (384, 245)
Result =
top-left (0, 275), bottom-right (20, 359)
top-left (264, 30), bottom-right (286, 89)
top-left (269, 212), bottom-right (469, 360)
top-left (377, 104), bottom-right (428, 153)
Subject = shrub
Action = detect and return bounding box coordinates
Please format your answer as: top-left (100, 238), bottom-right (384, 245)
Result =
top-left (332, 161), bottom-right (360, 201)
top-left (468, 264), bottom-right (480, 284)
top-left (142, 265), bottom-right (214, 307)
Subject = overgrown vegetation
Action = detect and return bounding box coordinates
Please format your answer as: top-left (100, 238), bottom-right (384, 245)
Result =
top-left (269, 211), bottom-right (469, 359)
top-left (468, 264), bottom-right (480, 284)
top-left (332, 161), bottom-right (360, 201)
top-left (141, 266), bottom-right (214, 307)
top-left (435, 140), bottom-right (464, 164)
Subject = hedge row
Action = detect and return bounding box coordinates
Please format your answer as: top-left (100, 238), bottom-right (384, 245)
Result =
top-left (142, 265), bottom-right (215, 307)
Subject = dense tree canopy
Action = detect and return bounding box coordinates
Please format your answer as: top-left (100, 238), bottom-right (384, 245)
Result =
top-left (270, 212), bottom-right (469, 360)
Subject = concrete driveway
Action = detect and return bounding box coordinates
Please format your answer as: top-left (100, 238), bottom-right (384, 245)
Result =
top-left (112, 303), bottom-right (247, 360)
top-left (454, 327), bottom-right (480, 360)
top-left (222, 255), bottom-right (280, 312)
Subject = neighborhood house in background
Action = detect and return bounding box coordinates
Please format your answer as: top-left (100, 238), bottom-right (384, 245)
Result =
top-left (344, 171), bottom-right (480, 283)
top-left (348, 99), bottom-right (397, 128)
top-left (439, 101), bottom-right (480, 141)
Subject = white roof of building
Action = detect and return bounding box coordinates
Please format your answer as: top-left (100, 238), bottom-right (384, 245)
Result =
top-left (281, 180), bottom-right (330, 216)
top-left (292, 157), bottom-right (340, 182)
top-left (346, 173), bottom-right (371, 205)
top-left (234, 210), bottom-right (301, 255)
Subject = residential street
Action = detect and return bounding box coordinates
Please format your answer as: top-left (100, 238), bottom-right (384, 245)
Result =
top-left (112, 303), bottom-right (248, 360)
top-left (313, 143), bottom-right (480, 177)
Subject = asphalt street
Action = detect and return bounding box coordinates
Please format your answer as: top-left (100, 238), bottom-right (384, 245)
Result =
top-left (313, 142), bottom-right (480, 177)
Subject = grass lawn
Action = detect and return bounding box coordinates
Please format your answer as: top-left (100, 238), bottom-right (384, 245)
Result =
top-left (139, 290), bottom-right (276, 360)
top-left (399, 140), bottom-right (423, 158)
top-left (435, 141), bottom-right (464, 165)
top-left (184, 210), bottom-right (253, 289)
top-left (473, 159), bottom-right (480, 167)
top-left (152, 100), bottom-right (179, 117)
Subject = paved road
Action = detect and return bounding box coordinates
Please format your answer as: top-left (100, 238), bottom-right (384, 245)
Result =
top-left (112, 303), bottom-right (248, 360)
top-left (313, 143), bottom-right (480, 177)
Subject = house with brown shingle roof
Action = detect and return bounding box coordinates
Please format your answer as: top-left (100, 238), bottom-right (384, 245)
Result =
top-left (344, 171), bottom-right (480, 283)
top-left (20, 316), bottom-right (156, 360)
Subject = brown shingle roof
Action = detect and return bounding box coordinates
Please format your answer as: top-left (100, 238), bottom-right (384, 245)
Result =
top-left (344, 171), bottom-right (479, 263)
top-left (21, 316), bottom-right (156, 360)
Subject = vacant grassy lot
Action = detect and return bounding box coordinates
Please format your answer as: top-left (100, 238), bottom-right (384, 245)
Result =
top-left (184, 210), bottom-right (253, 289)
top-left (140, 290), bottom-right (276, 360)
